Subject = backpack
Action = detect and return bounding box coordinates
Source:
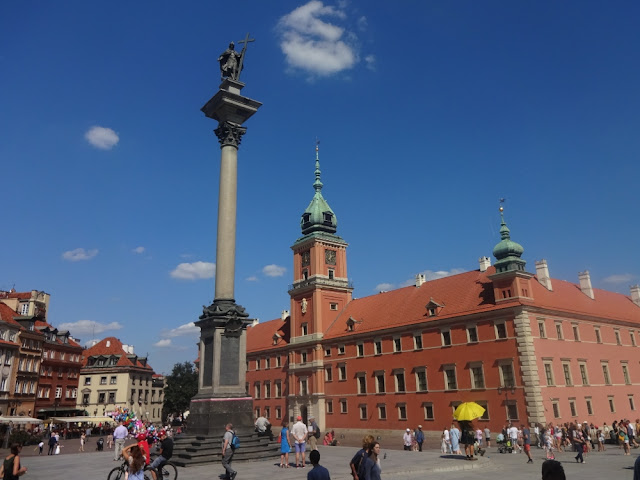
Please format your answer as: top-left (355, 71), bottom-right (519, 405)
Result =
top-left (231, 432), bottom-right (240, 450)
top-left (352, 450), bottom-right (366, 478)
top-left (314, 426), bottom-right (321, 439)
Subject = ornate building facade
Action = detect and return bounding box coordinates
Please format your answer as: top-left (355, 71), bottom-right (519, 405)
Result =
top-left (245, 148), bottom-right (640, 436)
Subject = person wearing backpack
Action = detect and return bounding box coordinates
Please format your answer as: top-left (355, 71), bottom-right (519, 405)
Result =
top-left (221, 423), bottom-right (238, 480)
top-left (349, 435), bottom-right (374, 480)
top-left (308, 416), bottom-right (320, 451)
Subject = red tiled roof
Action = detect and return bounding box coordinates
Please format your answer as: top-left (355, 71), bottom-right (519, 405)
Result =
top-left (246, 267), bottom-right (640, 345)
top-left (34, 320), bottom-right (82, 348)
top-left (0, 303), bottom-right (21, 327)
top-left (246, 318), bottom-right (289, 353)
top-left (0, 291), bottom-right (31, 300)
top-left (83, 337), bottom-right (154, 371)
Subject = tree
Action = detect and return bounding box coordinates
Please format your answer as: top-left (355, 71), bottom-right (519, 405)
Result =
top-left (162, 361), bottom-right (198, 422)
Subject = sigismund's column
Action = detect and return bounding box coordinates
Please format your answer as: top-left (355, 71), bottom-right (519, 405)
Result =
top-left (189, 35), bottom-right (262, 436)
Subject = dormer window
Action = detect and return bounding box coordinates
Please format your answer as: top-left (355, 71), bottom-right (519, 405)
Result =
top-left (272, 333), bottom-right (280, 345)
top-left (425, 298), bottom-right (444, 317)
top-left (302, 213), bottom-right (311, 224)
top-left (323, 212), bottom-right (333, 223)
top-left (346, 317), bottom-right (356, 332)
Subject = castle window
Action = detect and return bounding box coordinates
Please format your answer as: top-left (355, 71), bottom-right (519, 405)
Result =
top-left (357, 343), bottom-right (364, 357)
top-left (423, 403), bottom-right (434, 420)
top-left (495, 322), bottom-right (507, 339)
top-left (441, 330), bottom-right (452, 346)
top-left (326, 401), bottom-right (333, 414)
top-left (393, 336), bottom-right (402, 352)
top-left (415, 367), bottom-right (428, 392)
top-left (615, 330), bottom-right (622, 345)
top-left (302, 213), bottom-right (311, 224)
top-left (467, 326), bottom-right (478, 343)
top-left (595, 327), bottom-right (602, 343)
top-left (325, 367), bottom-right (332, 382)
top-left (328, 269), bottom-right (335, 280)
top-left (330, 303), bottom-right (338, 311)
top-left (378, 404), bottom-right (387, 420)
top-left (414, 334), bottom-right (423, 350)
top-left (303, 269), bottom-right (308, 280)
top-left (538, 321), bottom-right (546, 338)
top-left (397, 403), bottom-right (407, 420)
top-left (374, 339), bottom-right (382, 355)
top-left (301, 323), bottom-right (308, 336)
top-left (338, 344), bottom-right (345, 355)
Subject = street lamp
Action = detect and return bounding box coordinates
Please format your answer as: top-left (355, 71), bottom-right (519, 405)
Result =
top-left (497, 383), bottom-right (516, 424)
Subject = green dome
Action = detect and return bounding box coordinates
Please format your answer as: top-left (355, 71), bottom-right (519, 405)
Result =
top-left (492, 208), bottom-right (526, 273)
top-left (300, 146), bottom-right (337, 235)
top-left (492, 219), bottom-right (524, 259)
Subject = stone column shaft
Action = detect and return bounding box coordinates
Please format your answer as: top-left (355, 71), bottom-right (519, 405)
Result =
top-left (214, 144), bottom-right (238, 300)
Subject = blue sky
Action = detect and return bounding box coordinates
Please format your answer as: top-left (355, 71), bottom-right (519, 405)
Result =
top-left (1, 1), bottom-right (639, 374)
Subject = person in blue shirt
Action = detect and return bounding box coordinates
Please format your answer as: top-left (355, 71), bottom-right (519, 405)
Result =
top-left (415, 426), bottom-right (425, 452)
top-left (307, 450), bottom-right (330, 480)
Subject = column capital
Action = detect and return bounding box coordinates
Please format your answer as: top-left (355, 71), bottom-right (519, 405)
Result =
top-left (214, 121), bottom-right (247, 148)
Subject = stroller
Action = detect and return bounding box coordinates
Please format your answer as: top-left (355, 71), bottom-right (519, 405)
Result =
top-left (96, 438), bottom-right (104, 451)
top-left (496, 433), bottom-right (513, 454)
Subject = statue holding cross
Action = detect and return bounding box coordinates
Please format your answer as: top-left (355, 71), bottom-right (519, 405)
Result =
top-left (217, 33), bottom-right (255, 82)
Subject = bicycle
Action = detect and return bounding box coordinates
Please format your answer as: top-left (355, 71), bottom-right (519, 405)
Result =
top-left (107, 459), bottom-right (156, 480)
top-left (150, 460), bottom-right (178, 480)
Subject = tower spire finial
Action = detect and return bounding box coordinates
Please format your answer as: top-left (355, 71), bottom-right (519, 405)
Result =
top-left (313, 138), bottom-right (323, 193)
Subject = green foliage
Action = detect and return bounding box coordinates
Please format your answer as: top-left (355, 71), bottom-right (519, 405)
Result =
top-left (162, 361), bottom-right (198, 421)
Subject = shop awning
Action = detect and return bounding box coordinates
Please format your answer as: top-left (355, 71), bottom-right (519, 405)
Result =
top-left (50, 416), bottom-right (115, 424)
top-left (0, 416), bottom-right (44, 424)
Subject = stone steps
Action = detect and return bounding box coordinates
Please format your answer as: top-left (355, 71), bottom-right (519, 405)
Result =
top-left (158, 433), bottom-right (281, 467)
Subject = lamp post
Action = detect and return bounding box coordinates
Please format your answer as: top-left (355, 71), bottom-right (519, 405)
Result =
top-left (497, 383), bottom-right (516, 424)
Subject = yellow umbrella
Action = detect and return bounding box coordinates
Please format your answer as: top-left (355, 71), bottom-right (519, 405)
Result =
top-left (453, 402), bottom-right (485, 421)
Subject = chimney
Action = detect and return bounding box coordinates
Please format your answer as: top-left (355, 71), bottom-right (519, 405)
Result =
top-left (106, 340), bottom-right (111, 347)
top-left (578, 271), bottom-right (594, 299)
top-left (415, 274), bottom-right (426, 287)
top-left (281, 310), bottom-right (290, 320)
top-left (535, 259), bottom-right (553, 291)
top-left (631, 285), bottom-right (640, 307)
top-left (478, 256), bottom-right (491, 272)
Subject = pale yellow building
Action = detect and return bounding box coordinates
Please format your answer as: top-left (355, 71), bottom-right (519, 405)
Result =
top-left (78, 337), bottom-right (163, 423)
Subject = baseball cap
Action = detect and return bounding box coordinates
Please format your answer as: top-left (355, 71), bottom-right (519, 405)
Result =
top-left (159, 430), bottom-right (167, 437)
top-left (297, 415), bottom-right (302, 420)
top-left (418, 425), bottom-right (422, 428)
top-left (136, 433), bottom-right (146, 441)
top-left (406, 428), bottom-right (411, 432)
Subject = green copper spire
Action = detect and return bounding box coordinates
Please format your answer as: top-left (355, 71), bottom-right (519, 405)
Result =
top-left (492, 206), bottom-right (526, 273)
top-left (300, 142), bottom-right (338, 235)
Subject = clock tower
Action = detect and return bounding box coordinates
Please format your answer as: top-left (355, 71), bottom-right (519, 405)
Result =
top-left (287, 143), bottom-right (353, 426)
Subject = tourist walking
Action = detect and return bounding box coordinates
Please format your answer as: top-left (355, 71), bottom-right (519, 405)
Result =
top-left (523, 423), bottom-right (533, 463)
top-left (308, 416), bottom-right (319, 451)
top-left (0, 444), bottom-right (27, 479)
top-left (402, 429), bottom-right (412, 451)
top-left (350, 435), bottom-right (374, 480)
top-left (441, 426), bottom-right (451, 454)
top-left (221, 423), bottom-right (237, 480)
top-left (361, 441), bottom-right (382, 480)
top-left (107, 432), bottom-right (114, 449)
top-left (571, 423), bottom-right (586, 463)
top-left (484, 427), bottom-right (491, 448)
top-left (459, 420), bottom-right (477, 460)
top-left (450, 424), bottom-right (461, 454)
top-left (79, 432), bottom-right (86, 452)
top-left (415, 425), bottom-right (424, 452)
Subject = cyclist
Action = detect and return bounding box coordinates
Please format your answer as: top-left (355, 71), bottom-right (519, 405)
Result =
top-left (122, 444), bottom-right (145, 480)
top-left (150, 430), bottom-right (173, 480)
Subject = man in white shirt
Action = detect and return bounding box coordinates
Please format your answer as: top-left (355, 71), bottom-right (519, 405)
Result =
top-left (291, 415), bottom-right (308, 468)
top-left (113, 421), bottom-right (128, 461)
top-left (403, 428), bottom-right (412, 450)
top-left (508, 424), bottom-right (519, 453)
top-left (442, 428), bottom-right (451, 453)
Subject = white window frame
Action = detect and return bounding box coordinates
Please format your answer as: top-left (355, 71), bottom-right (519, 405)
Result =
top-left (393, 369), bottom-right (406, 393)
top-left (469, 362), bottom-right (485, 389)
top-left (393, 336), bottom-right (402, 353)
top-left (467, 325), bottom-right (478, 343)
top-left (415, 367), bottom-right (428, 392)
top-left (374, 338), bottom-right (382, 355)
top-left (443, 365), bottom-right (457, 391)
top-left (441, 329), bottom-right (452, 347)
top-left (413, 334), bottom-right (423, 350)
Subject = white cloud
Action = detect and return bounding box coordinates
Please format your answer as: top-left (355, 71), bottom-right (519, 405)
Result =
top-left (153, 339), bottom-right (172, 348)
top-left (374, 283), bottom-right (394, 292)
top-left (246, 276), bottom-right (259, 282)
top-left (278, 1), bottom-right (358, 76)
top-left (422, 269), bottom-right (466, 280)
top-left (161, 322), bottom-right (199, 338)
top-left (62, 248), bottom-right (98, 262)
top-left (263, 264), bottom-right (286, 277)
top-left (364, 54), bottom-right (376, 71)
top-left (132, 246), bottom-right (145, 254)
top-left (85, 126), bottom-right (119, 150)
top-left (376, 268), bottom-right (466, 292)
top-left (58, 320), bottom-right (123, 337)
top-left (357, 16), bottom-right (368, 31)
top-left (170, 261), bottom-right (215, 280)
top-left (603, 273), bottom-right (635, 284)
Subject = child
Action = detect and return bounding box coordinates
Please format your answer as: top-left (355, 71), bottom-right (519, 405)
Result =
top-left (544, 430), bottom-right (555, 460)
top-left (35, 441), bottom-right (44, 455)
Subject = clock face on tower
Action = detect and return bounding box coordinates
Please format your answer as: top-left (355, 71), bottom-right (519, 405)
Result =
top-left (301, 251), bottom-right (310, 267)
top-left (325, 249), bottom-right (336, 265)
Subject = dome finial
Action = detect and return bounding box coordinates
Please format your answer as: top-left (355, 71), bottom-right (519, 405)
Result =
top-left (492, 200), bottom-right (526, 273)
top-left (300, 139), bottom-right (337, 235)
